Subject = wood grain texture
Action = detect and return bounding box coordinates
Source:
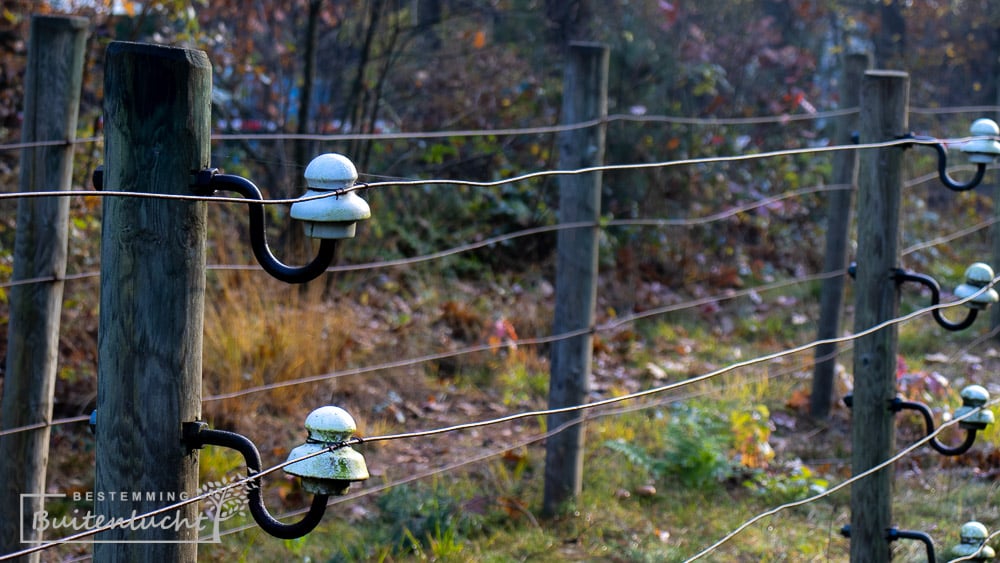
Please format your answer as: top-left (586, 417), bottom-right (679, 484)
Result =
top-left (94, 41), bottom-right (210, 562)
top-left (0, 15), bottom-right (88, 561)
top-left (811, 52), bottom-right (871, 418)
top-left (543, 42), bottom-right (608, 517)
top-left (850, 70), bottom-right (909, 563)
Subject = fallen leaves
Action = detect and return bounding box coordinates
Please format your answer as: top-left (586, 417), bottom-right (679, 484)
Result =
top-left (785, 388), bottom-right (810, 412)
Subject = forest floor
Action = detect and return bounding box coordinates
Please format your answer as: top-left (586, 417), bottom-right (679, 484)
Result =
top-left (22, 256), bottom-right (1000, 561)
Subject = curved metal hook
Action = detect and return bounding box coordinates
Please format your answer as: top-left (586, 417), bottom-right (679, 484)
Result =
top-left (901, 134), bottom-right (987, 192)
top-left (890, 399), bottom-right (979, 456)
top-left (182, 422), bottom-right (329, 540)
top-left (887, 528), bottom-right (936, 563)
top-left (841, 525), bottom-right (937, 562)
top-left (893, 269), bottom-right (978, 331)
top-left (197, 170), bottom-right (337, 284)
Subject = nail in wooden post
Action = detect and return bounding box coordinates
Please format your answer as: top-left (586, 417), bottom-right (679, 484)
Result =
top-left (850, 69), bottom-right (908, 563)
top-left (0, 15), bottom-right (88, 561)
top-left (94, 42), bottom-right (210, 562)
top-left (543, 41), bottom-right (608, 517)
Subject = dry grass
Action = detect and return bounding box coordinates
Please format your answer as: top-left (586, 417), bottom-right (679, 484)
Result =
top-left (201, 271), bottom-right (360, 427)
top-left (16, 176), bottom-right (1000, 561)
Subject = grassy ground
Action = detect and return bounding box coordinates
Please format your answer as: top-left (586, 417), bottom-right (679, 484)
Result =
top-left (11, 150), bottom-right (1000, 561)
top-left (38, 255), bottom-right (1000, 562)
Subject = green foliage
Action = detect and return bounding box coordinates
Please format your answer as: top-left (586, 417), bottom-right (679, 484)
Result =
top-left (327, 480), bottom-right (483, 562)
top-left (346, 178), bottom-right (555, 278)
top-left (402, 522), bottom-right (465, 561)
top-left (604, 404), bottom-right (737, 488)
top-left (0, 254), bottom-right (10, 306)
top-left (497, 362), bottom-right (548, 407)
top-left (8, 2), bottom-right (1000, 561)
top-left (729, 404), bottom-right (775, 469)
top-left (281, 536), bottom-right (308, 558)
top-left (603, 401), bottom-right (789, 492)
top-left (744, 464), bottom-right (829, 504)
top-left (198, 442), bottom-right (245, 482)
top-left (661, 414), bottom-right (736, 487)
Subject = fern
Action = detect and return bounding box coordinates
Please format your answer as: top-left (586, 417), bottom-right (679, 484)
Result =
top-left (603, 438), bottom-right (661, 479)
top-left (603, 404), bottom-right (743, 488)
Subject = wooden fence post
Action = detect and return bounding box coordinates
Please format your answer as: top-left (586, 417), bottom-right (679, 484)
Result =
top-left (0, 15), bottom-right (88, 561)
top-left (542, 41), bottom-right (608, 517)
top-left (991, 82), bottom-right (1000, 336)
top-left (850, 70), bottom-right (908, 563)
top-left (93, 42), bottom-right (210, 562)
top-left (810, 52), bottom-right (871, 419)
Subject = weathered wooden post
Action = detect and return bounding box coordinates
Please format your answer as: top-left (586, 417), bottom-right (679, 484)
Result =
top-left (850, 70), bottom-right (908, 563)
top-left (993, 181), bottom-right (1000, 334)
top-left (810, 52), bottom-right (871, 419)
top-left (0, 15), bottom-right (88, 561)
top-left (542, 41), bottom-right (608, 517)
top-left (94, 42), bottom-right (210, 562)
top-left (991, 82), bottom-right (1000, 337)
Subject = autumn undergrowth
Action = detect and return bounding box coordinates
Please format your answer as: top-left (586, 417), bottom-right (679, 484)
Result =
top-left (201, 269), bottom-right (365, 427)
top-left (9, 121), bottom-right (1000, 561)
top-left (198, 193), bottom-right (1000, 561)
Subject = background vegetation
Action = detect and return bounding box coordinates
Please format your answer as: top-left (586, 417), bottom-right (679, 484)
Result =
top-left (2, 0), bottom-right (1000, 560)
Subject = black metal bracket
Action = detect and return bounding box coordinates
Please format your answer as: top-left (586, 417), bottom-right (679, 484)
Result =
top-left (893, 268), bottom-right (978, 331)
top-left (888, 528), bottom-right (937, 563)
top-left (843, 394), bottom-right (980, 456)
top-left (898, 133), bottom-right (987, 192)
top-left (890, 398), bottom-right (979, 456)
top-left (193, 169), bottom-right (337, 284)
top-left (92, 165), bottom-right (103, 190)
top-left (92, 165), bottom-right (337, 284)
top-left (846, 264), bottom-right (979, 331)
top-left (182, 421), bottom-right (329, 540)
top-left (840, 525), bottom-right (936, 563)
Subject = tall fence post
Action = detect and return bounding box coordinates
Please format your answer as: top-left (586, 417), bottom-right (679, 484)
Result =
top-left (0, 15), bottom-right (88, 561)
top-left (850, 70), bottom-right (908, 563)
top-left (93, 42), bottom-right (210, 562)
top-left (991, 83), bottom-right (1000, 336)
top-left (542, 41), bottom-right (608, 517)
top-left (810, 52), bottom-right (871, 419)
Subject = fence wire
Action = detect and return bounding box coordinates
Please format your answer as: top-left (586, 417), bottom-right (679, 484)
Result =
top-left (684, 396), bottom-right (1000, 562)
top-left (1, 104), bottom-right (995, 153)
top-left (2, 110), bottom-right (999, 559)
top-left (5, 295), bottom-right (992, 561)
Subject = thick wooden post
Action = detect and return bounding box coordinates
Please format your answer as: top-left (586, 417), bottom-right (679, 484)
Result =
top-left (94, 42), bottom-right (210, 562)
top-left (810, 52), bottom-right (871, 419)
top-left (0, 15), bottom-right (88, 561)
top-left (850, 70), bottom-right (908, 563)
top-left (543, 42), bottom-right (608, 517)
